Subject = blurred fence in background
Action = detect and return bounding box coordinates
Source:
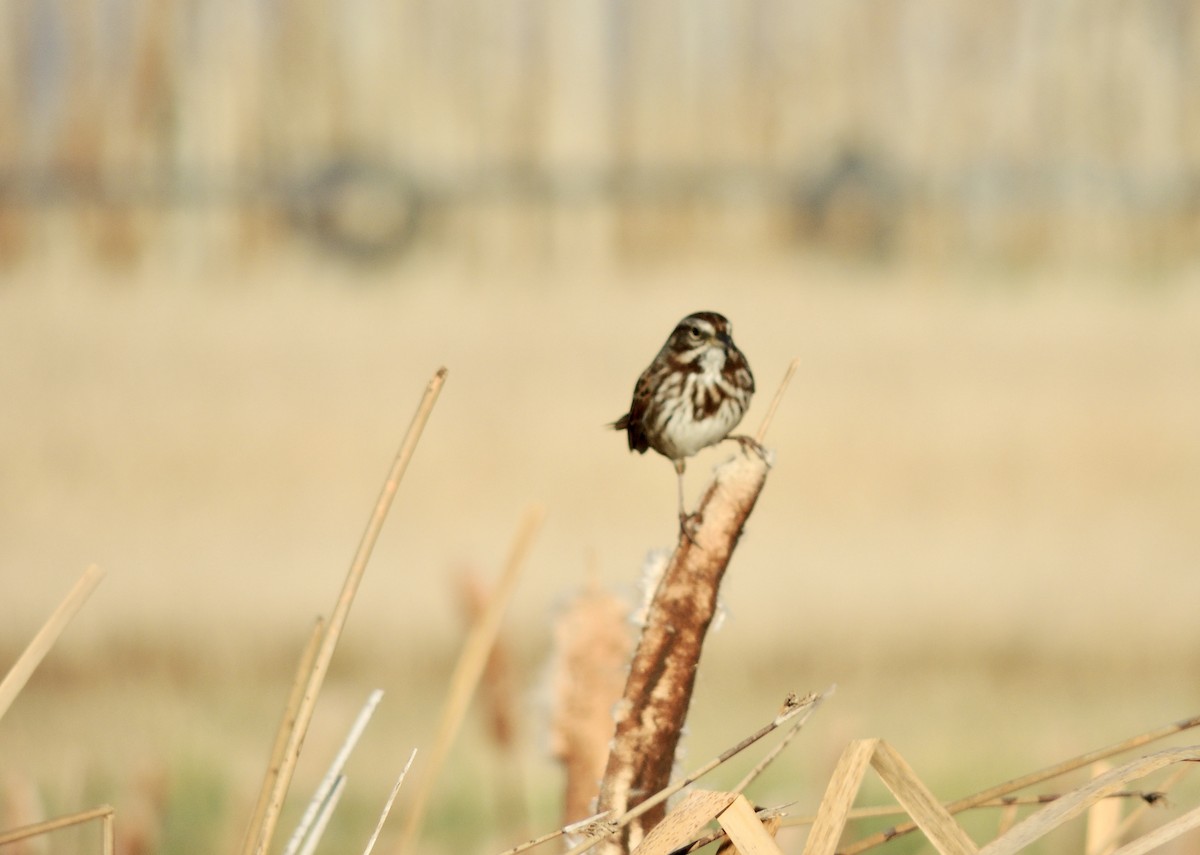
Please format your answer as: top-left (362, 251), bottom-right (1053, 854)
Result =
top-left (0, 0), bottom-right (1197, 270)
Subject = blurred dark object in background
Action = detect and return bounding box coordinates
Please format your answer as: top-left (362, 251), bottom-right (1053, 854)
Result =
top-left (0, 0), bottom-right (1197, 271)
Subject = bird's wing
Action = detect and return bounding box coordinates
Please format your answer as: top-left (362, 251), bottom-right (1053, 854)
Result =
top-left (617, 368), bottom-right (655, 453)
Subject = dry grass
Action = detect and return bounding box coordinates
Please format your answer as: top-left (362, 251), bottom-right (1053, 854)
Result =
top-left (549, 581), bottom-right (633, 825)
top-left (0, 565), bottom-right (104, 719)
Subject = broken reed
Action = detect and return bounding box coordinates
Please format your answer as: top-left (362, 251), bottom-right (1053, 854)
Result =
top-left (534, 707), bottom-right (1200, 855)
top-left (241, 366), bottom-right (447, 855)
top-left (549, 581), bottom-right (635, 825)
top-left (393, 506), bottom-right (545, 855)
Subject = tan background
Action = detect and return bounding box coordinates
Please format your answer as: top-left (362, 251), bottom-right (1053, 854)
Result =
top-left (2, 2), bottom-right (1200, 853)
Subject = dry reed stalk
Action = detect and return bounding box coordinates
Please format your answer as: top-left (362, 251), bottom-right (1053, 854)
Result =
top-left (629, 792), bottom-right (787, 855)
top-left (0, 564), bottom-right (105, 722)
top-left (715, 794), bottom-right (786, 855)
top-left (719, 815), bottom-right (785, 855)
top-left (1089, 764), bottom-right (1192, 855)
top-left (0, 804), bottom-right (114, 848)
top-left (785, 789), bottom-right (1169, 827)
top-left (994, 802), bottom-right (1020, 840)
top-left (867, 741), bottom-right (978, 855)
top-left (594, 362), bottom-right (797, 853)
top-left (802, 738), bottom-right (877, 855)
top-left (246, 366), bottom-right (446, 855)
top-left (362, 749), bottom-right (417, 855)
top-left (568, 690), bottom-right (825, 855)
top-left (807, 737), bottom-right (1200, 855)
top-left (754, 359), bottom-right (800, 445)
top-left (622, 739), bottom-right (804, 855)
top-left (978, 746), bottom-right (1200, 855)
top-left (283, 689), bottom-right (385, 855)
top-left (296, 775), bottom-right (346, 855)
top-left (624, 791), bottom-right (788, 855)
top-left (733, 686), bottom-right (825, 796)
top-left (811, 739), bottom-right (980, 855)
top-left (840, 712), bottom-right (1200, 854)
top-left (677, 806), bottom-right (791, 854)
top-left (1085, 762), bottom-right (1120, 855)
top-left (1108, 803), bottom-right (1200, 855)
top-left (512, 684), bottom-right (815, 854)
top-left (393, 505), bottom-right (545, 855)
top-left (457, 569), bottom-right (528, 835)
top-left (549, 580), bottom-right (635, 824)
top-left (806, 738), bottom-right (982, 855)
top-left (456, 571), bottom-right (519, 752)
top-left (239, 617), bottom-right (326, 855)
top-left (630, 790), bottom-right (738, 855)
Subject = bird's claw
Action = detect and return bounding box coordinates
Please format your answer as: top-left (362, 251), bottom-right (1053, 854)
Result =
top-left (678, 512), bottom-right (700, 547)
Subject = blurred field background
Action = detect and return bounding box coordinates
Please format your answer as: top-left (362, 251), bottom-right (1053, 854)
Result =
top-left (2, 2), bottom-right (1200, 853)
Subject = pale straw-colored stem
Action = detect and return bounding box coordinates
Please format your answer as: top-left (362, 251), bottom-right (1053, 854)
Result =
top-left (283, 689), bottom-right (385, 855)
top-left (1084, 764), bottom-right (1192, 855)
top-left (783, 788), bottom-right (1174, 827)
top-left (393, 505), bottom-right (545, 855)
top-left (240, 617), bottom-right (326, 855)
top-left (296, 775), bottom-right (346, 855)
top-left (733, 686), bottom-right (832, 794)
top-left (755, 357), bottom-right (800, 443)
top-left (362, 749), bottom-right (418, 855)
top-left (0, 804), bottom-right (115, 846)
top-left (842, 712), bottom-right (1200, 854)
top-left (0, 564), bottom-right (105, 722)
top-left (249, 367), bottom-right (447, 855)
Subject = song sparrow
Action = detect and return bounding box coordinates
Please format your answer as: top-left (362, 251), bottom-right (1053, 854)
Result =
top-left (613, 311), bottom-right (755, 527)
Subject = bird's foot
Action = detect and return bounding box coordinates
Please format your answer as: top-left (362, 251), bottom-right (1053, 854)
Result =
top-left (678, 511), bottom-right (700, 547)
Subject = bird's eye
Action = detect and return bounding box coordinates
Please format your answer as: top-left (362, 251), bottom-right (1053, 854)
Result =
top-left (688, 326), bottom-right (703, 339)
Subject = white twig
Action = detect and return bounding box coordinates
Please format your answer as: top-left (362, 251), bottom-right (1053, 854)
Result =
top-left (283, 689), bottom-right (385, 855)
top-left (297, 775), bottom-right (346, 855)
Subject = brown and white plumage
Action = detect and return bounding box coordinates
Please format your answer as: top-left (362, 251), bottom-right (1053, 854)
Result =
top-left (614, 311), bottom-right (755, 525)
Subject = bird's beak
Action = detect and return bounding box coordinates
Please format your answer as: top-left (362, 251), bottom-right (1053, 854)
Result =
top-left (717, 332), bottom-right (733, 350)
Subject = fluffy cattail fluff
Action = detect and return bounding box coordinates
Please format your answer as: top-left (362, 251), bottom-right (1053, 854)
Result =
top-left (455, 568), bottom-right (527, 837)
top-left (548, 580), bottom-right (635, 824)
top-left (632, 549), bottom-right (671, 628)
top-left (455, 569), bottom-right (518, 750)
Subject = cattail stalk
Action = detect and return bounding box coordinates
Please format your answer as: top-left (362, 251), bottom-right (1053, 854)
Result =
top-left (594, 360), bottom-right (798, 852)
